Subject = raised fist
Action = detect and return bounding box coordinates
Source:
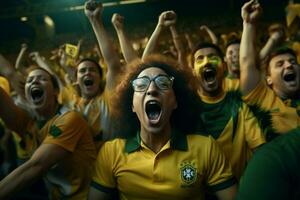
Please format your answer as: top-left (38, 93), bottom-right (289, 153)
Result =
top-left (158, 11), bottom-right (177, 27)
top-left (241, 0), bottom-right (262, 23)
top-left (111, 13), bottom-right (124, 30)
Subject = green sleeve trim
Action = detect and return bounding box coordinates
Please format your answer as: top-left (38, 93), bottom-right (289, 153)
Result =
top-left (208, 177), bottom-right (236, 193)
top-left (90, 181), bottom-right (117, 194)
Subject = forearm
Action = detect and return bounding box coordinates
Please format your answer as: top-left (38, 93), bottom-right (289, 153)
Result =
top-left (142, 24), bottom-right (163, 59)
top-left (170, 26), bottom-right (187, 66)
top-left (205, 28), bottom-right (218, 45)
top-left (0, 87), bottom-right (28, 133)
top-left (259, 37), bottom-right (278, 62)
top-left (115, 29), bottom-right (138, 63)
top-left (15, 48), bottom-right (27, 70)
top-left (240, 21), bottom-right (260, 95)
top-left (89, 18), bottom-right (121, 71)
top-left (0, 54), bottom-right (15, 78)
top-left (0, 159), bottom-right (45, 199)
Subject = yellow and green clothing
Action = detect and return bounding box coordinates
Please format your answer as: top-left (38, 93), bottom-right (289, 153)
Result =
top-left (243, 81), bottom-right (300, 141)
top-left (62, 89), bottom-right (112, 150)
top-left (11, 106), bottom-right (96, 199)
top-left (224, 77), bottom-right (240, 92)
top-left (91, 131), bottom-right (236, 200)
top-left (237, 128), bottom-right (300, 200)
top-left (198, 87), bottom-right (265, 179)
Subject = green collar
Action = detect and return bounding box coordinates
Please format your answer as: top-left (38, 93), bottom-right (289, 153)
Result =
top-left (125, 129), bottom-right (188, 153)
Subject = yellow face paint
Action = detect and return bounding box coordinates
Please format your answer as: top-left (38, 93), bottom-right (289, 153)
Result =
top-left (193, 53), bottom-right (222, 77)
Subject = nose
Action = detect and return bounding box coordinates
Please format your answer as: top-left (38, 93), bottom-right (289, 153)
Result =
top-left (146, 81), bottom-right (159, 96)
top-left (31, 76), bottom-right (40, 84)
top-left (284, 60), bottom-right (293, 69)
top-left (202, 56), bottom-right (209, 65)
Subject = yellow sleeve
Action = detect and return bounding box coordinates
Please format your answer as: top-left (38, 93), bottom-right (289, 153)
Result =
top-left (242, 104), bottom-right (266, 149)
top-left (43, 111), bottom-right (89, 152)
top-left (0, 76), bottom-right (10, 94)
top-left (92, 140), bottom-right (117, 189)
top-left (205, 136), bottom-right (236, 191)
top-left (243, 81), bottom-right (281, 109)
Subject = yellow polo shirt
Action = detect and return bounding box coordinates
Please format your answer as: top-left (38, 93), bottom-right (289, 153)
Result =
top-left (91, 131), bottom-right (235, 200)
top-left (243, 81), bottom-right (300, 140)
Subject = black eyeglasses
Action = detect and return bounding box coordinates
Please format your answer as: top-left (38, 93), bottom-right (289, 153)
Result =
top-left (131, 74), bottom-right (174, 92)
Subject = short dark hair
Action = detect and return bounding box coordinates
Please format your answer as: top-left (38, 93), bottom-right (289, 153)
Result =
top-left (266, 47), bottom-right (297, 74)
top-left (191, 42), bottom-right (223, 65)
top-left (110, 55), bottom-right (201, 138)
top-left (76, 58), bottom-right (103, 78)
top-left (225, 39), bottom-right (240, 50)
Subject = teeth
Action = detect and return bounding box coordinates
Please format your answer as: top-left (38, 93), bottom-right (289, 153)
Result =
top-left (203, 68), bottom-right (216, 82)
top-left (146, 100), bottom-right (161, 121)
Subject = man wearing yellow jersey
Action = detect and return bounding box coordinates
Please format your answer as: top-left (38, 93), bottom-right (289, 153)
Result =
top-left (89, 55), bottom-right (237, 200)
top-left (192, 42), bottom-right (265, 179)
top-left (0, 67), bottom-right (96, 199)
top-left (240, 0), bottom-right (300, 139)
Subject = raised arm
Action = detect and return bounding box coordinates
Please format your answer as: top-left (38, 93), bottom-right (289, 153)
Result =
top-left (240, 0), bottom-right (262, 95)
top-left (0, 53), bottom-right (25, 98)
top-left (142, 10), bottom-right (176, 59)
top-left (170, 21), bottom-right (188, 67)
top-left (200, 25), bottom-right (218, 45)
top-left (0, 86), bottom-right (28, 134)
top-left (184, 33), bottom-right (194, 52)
top-left (15, 43), bottom-right (28, 71)
top-left (112, 13), bottom-right (139, 64)
top-left (84, 0), bottom-right (121, 90)
top-left (259, 30), bottom-right (284, 62)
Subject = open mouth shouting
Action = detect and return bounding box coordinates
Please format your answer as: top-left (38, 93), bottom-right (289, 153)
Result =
top-left (283, 70), bottom-right (297, 86)
top-left (202, 66), bottom-right (217, 85)
top-left (83, 78), bottom-right (95, 88)
top-left (30, 87), bottom-right (45, 105)
top-left (145, 100), bottom-right (162, 125)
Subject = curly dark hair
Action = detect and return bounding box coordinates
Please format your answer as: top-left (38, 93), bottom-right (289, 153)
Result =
top-left (110, 54), bottom-right (202, 139)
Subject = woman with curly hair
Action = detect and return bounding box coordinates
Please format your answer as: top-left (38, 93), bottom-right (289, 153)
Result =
top-left (89, 55), bottom-right (237, 200)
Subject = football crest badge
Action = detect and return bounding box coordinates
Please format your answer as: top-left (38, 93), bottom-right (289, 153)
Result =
top-left (180, 161), bottom-right (197, 186)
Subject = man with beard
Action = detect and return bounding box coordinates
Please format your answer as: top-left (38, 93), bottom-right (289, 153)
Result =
top-left (0, 67), bottom-right (96, 199)
top-left (240, 0), bottom-right (300, 140)
top-left (192, 42), bottom-right (265, 180)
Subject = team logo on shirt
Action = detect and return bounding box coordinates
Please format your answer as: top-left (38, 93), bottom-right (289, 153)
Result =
top-left (180, 161), bottom-right (197, 186)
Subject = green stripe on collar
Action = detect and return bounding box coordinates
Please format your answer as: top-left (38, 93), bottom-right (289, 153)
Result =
top-left (125, 129), bottom-right (188, 153)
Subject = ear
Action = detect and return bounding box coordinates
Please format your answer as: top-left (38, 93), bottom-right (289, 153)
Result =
top-left (224, 56), bottom-right (227, 63)
top-left (266, 75), bottom-right (273, 86)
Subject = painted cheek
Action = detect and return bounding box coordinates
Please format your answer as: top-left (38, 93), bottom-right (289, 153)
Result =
top-left (194, 57), bottom-right (209, 77)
